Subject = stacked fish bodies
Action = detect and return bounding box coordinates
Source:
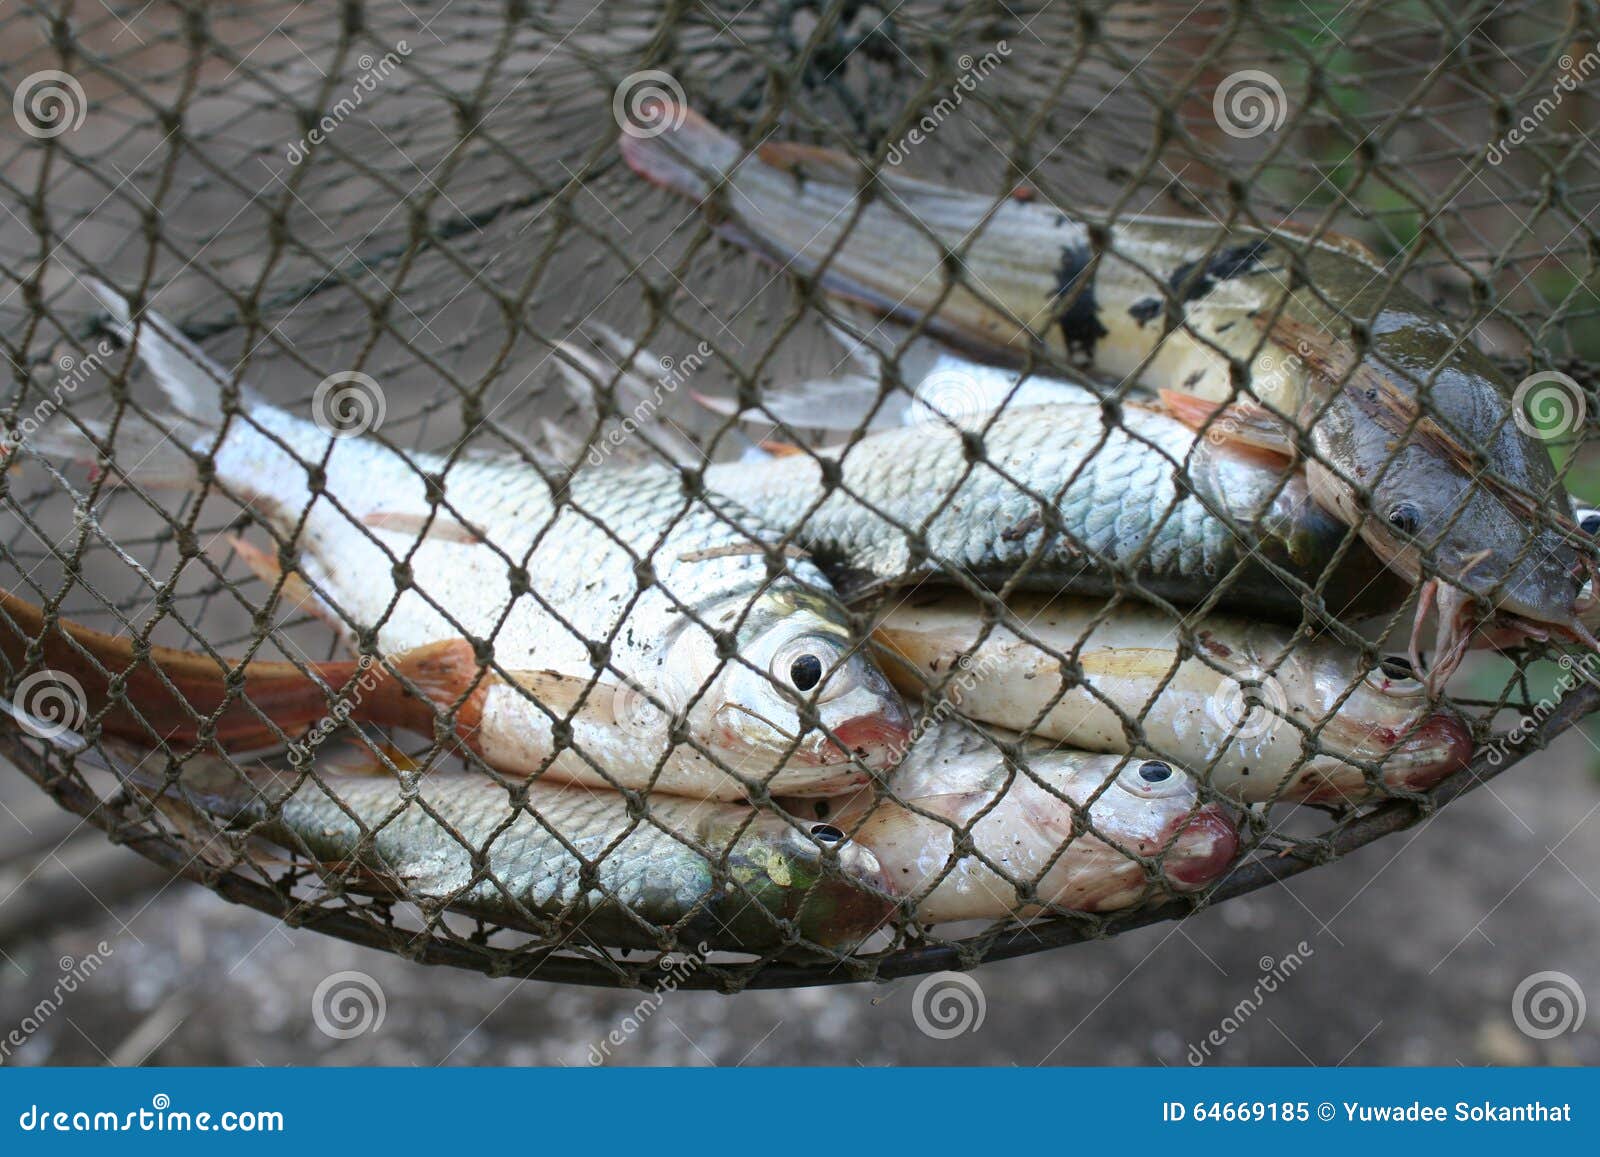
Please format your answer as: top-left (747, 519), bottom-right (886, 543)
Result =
top-left (622, 104), bottom-right (1593, 689)
top-left (873, 594), bottom-right (1471, 806)
top-left (60, 279), bottom-right (909, 804)
top-left (702, 400), bottom-right (1397, 620)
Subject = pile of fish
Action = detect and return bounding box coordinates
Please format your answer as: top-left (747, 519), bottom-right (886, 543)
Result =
top-left (4, 101), bottom-right (1589, 958)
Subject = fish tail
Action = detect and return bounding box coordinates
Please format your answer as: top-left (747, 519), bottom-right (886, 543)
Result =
top-left (19, 409), bottom-right (200, 489)
top-left (0, 588), bottom-right (485, 751)
top-left (618, 103), bottom-right (745, 201)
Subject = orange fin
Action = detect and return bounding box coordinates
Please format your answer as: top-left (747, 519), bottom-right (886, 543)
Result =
top-left (1159, 389), bottom-right (1298, 458)
top-left (756, 439), bottom-right (807, 458)
top-left (755, 140), bottom-right (866, 186)
top-left (0, 587), bottom-right (488, 752)
top-left (363, 510), bottom-right (483, 546)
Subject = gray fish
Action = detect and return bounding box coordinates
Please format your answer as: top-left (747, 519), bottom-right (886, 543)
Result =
top-left (34, 278), bottom-right (912, 802)
top-left (702, 402), bottom-right (1405, 621)
top-left (93, 737), bottom-right (895, 952)
top-left (622, 104), bottom-right (1593, 688)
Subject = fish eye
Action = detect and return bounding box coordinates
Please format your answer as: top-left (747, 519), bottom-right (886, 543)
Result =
top-left (1578, 507), bottom-right (1600, 536)
top-left (770, 636), bottom-right (849, 701)
top-left (1116, 758), bottom-right (1190, 799)
top-left (1365, 654), bottom-right (1425, 696)
top-left (1138, 760), bottom-right (1172, 783)
top-left (1385, 502), bottom-right (1422, 537)
top-left (790, 653), bottom-right (823, 692)
top-left (810, 822), bottom-right (846, 845)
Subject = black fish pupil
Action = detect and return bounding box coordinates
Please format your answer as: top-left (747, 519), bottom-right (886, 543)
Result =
top-left (1379, 655), bottom-right (1414, 680)
top-left (1387, 503), bottom-right (1420, 534)
top-left (1138, 760), bottom-right (1172, 783)
top-left (790, 653), bottom-right (823, 691)
top-left (811, 823), bottom-right (845, 844)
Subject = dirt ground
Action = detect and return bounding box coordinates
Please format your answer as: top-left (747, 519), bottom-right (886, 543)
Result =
top-left (2, 725), bottom-right (1595, 1068)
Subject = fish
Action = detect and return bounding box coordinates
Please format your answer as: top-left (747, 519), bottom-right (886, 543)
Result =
top-left (699, 401), bottom-right (1408, 621)
top-left (683, 312), bottom-right (1102, 434)
top-left (870, 592), bottom-right (1474, 805)
top-left (27, 278), bottom-right (911, 801)
top-left (32, 726), bottom-right (893, 952)
top-left (783, 719), bottom-right (1238, 923)
top-left (621, 105), bottom-right (1593, 689)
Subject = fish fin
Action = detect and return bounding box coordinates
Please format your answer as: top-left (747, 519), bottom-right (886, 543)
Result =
top-left (362, 510), bottom-right (483, 546)
top-left (0, 586), bottom-right (360, 750)
top-left (24, 410), bottom-right (200, 489)
top-left (0, 587), bottom-right (491, 750)
top-left (547, 326), bottom-right (708, 466)
top-left (80, 276), bottom-right (233, 428)
top-left (690, 376), bottom-right (887, 432)
top-left (1159, 389), bottom-right (1298, 458)
top-left (617, 102), bottom-right (744, 202)
top-left (756, 139), bottom-right (983, 205)
top-left (495, 667), bottom-right (608, 719)
top-left (379, 640), bottom-right (491, 742)
top-left (755, 140), bottom-right (869, 187)
top-left (225, 534), bottom-right (338, 629)
top-left (538, 417), bottom-right (589, 470)
top-left (756, 439), bottom-right (808, 458)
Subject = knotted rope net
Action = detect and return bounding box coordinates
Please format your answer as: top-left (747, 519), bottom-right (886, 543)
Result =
top-left (2, 0), bottom-right (1598, 990)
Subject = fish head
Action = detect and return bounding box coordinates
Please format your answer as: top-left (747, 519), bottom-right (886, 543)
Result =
top-left (696, 589), bottom-right (911, 775)
top-left (1034, 753), bottom-right (1238, 891)
top-left (1307, 432), bottom-right (1590, 687)
top-left (1227, 626), bottom-right (1473, 790)
top-left (709, 812), bottom-right (892, 945)
top-left (1293, 651), bottom-right (1474, 800)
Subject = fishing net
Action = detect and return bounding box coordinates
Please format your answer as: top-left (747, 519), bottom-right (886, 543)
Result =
top-left (2, 0), bottom-right (1598, 991)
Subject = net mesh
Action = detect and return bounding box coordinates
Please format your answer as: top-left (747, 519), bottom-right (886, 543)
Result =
top-left (2, 0), bottom-right (1598, 990)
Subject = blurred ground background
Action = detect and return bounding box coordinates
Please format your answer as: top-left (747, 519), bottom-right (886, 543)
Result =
top-left (2, 1), bottom-right (1599, 1065)
top-left (1, 725), bottom-right (1596, 1066)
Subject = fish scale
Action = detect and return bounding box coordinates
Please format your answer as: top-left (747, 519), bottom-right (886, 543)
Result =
top-left (56, 278), bottom-right (912, 802)
top-left (98, 741), bottom-right (895, 952)
top-left (705, 404), bottom-right (1341, 616)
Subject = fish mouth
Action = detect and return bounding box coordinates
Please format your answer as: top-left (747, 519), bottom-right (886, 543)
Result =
top-left (812, 704), bottom-right (913, 771)
top-left (1158, 805), bottom-right (1239, 890)
top-left (1297, 708), bottom-right (1472, 804)
top-left (1414, 577), bottom-right (1600, 692)
top-left (716, 698), bottom-right (912, 773)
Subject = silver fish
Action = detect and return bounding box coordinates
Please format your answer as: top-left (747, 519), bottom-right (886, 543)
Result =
top-left (785, 719), bottom-right (1238, 923)
top-left (98, 736), bottom-right (895, 951)
top-left (701, 401), bottom-right (1404, 620)
top-left (36, 279), bottom-right (911, 802)
top-left (872, 593), bottom-right (1473, 805)
top-left (621, 104), bottom-right (1592, 689)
